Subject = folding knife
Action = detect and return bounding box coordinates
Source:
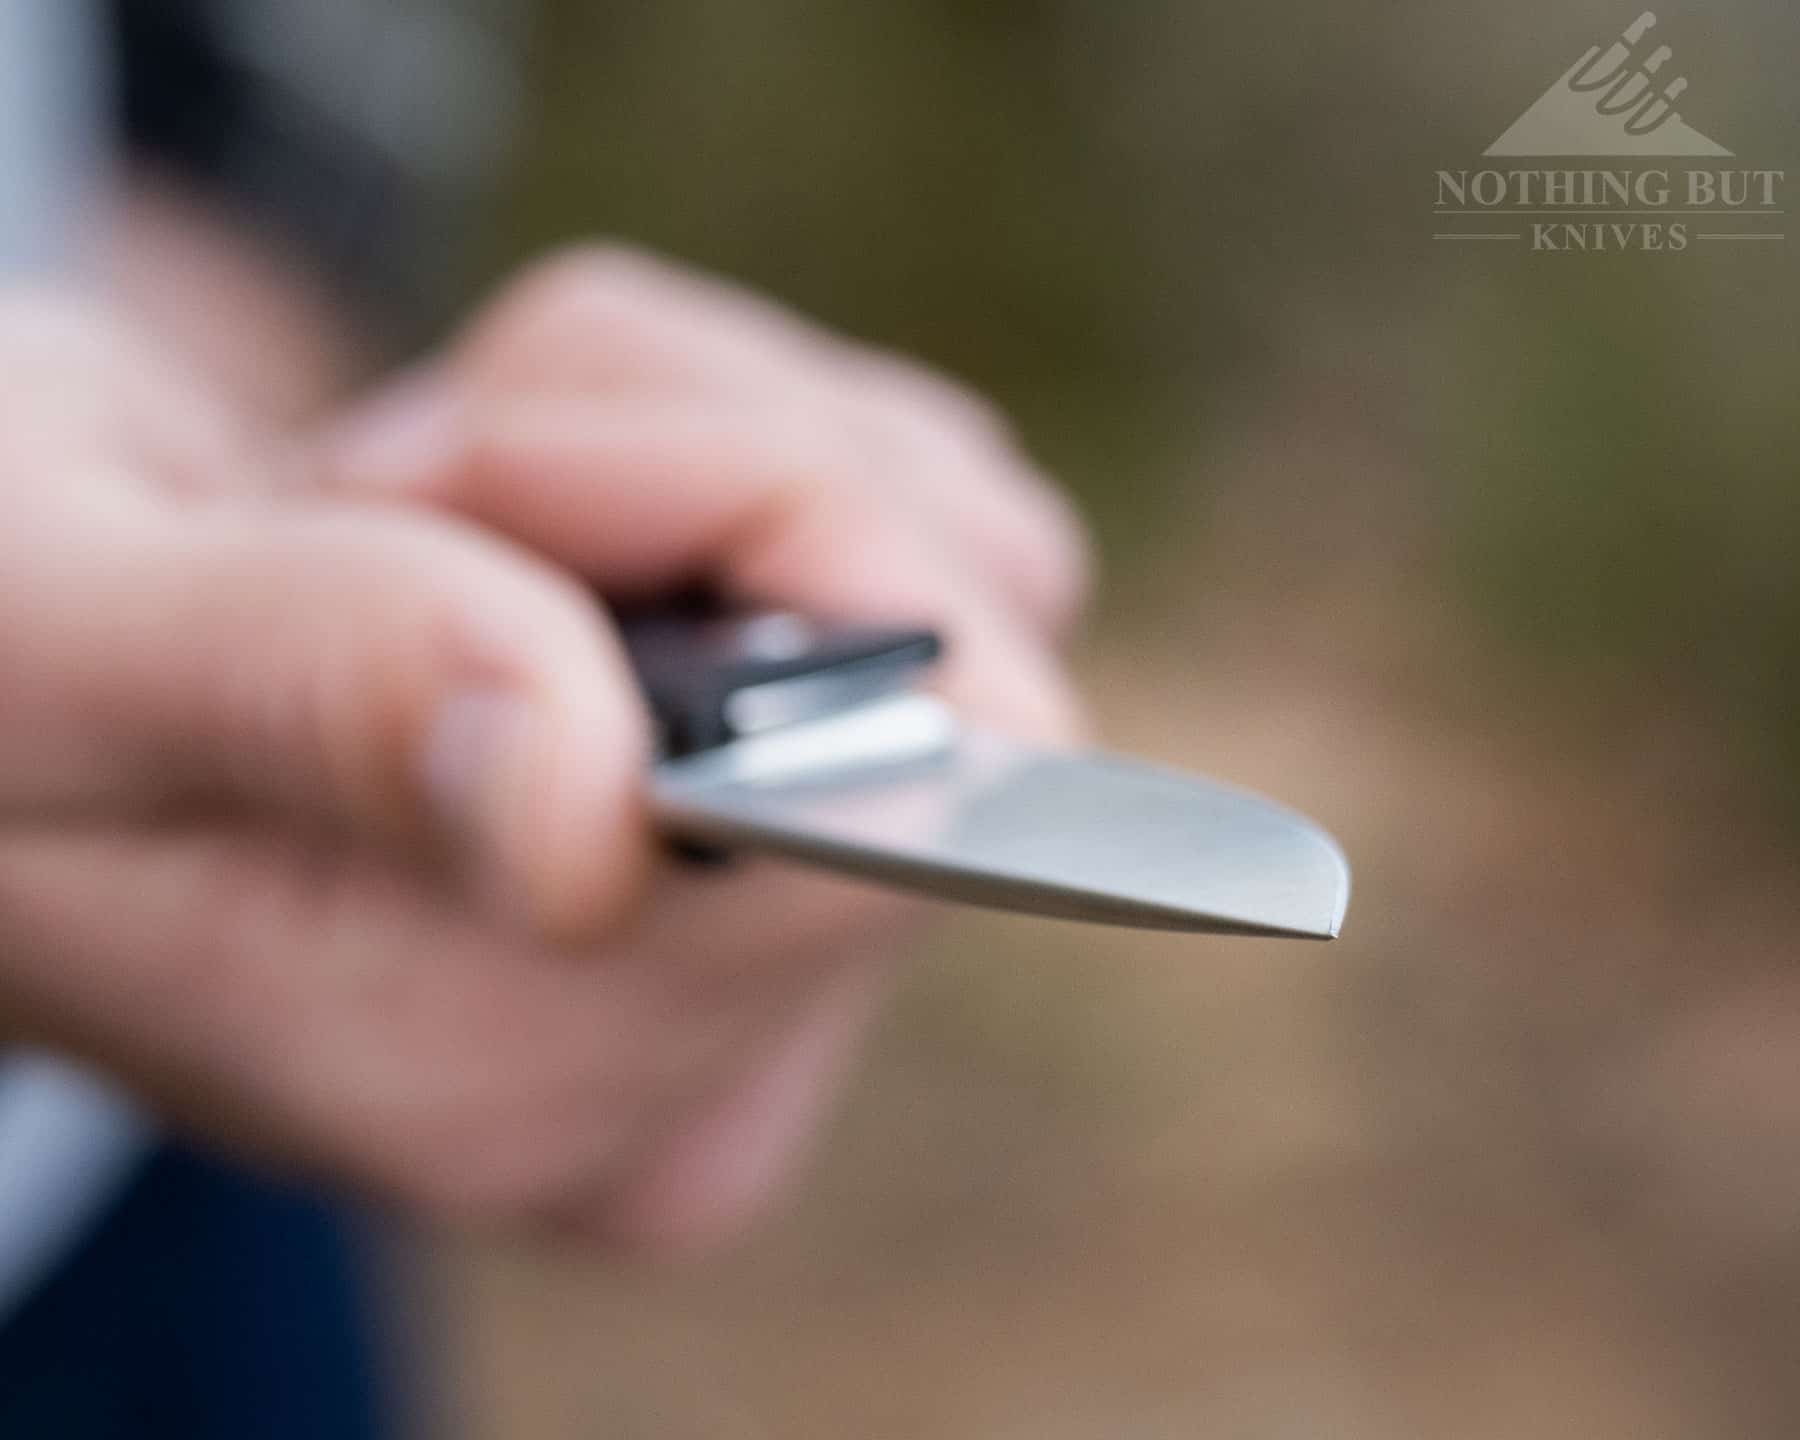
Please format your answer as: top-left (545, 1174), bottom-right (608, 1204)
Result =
top-left (621, 609), bottom-right (1350, 939)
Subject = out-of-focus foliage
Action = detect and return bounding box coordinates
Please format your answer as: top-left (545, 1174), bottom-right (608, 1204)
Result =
top-left (491, 0), bottom-right (1800, 807)
top-left (459, 9), bottom-right (1800, 1434)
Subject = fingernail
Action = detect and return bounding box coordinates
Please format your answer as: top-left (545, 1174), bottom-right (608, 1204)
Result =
top-left (421, 688), bottom-right (537, 875)
top-left (328, 377), bottom-right (460, 492)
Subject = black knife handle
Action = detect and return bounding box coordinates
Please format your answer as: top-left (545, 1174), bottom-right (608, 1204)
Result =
top-left (616, 605), bottom-right (942, 758)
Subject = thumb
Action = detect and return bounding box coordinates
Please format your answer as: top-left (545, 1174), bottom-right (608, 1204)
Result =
top-left (0, 501), bottom-right (653, 941)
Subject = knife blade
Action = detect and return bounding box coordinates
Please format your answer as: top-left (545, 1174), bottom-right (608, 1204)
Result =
top-left (621, 608), bottom-right (1350, 939)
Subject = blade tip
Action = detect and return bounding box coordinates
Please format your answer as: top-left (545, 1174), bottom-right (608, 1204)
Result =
top-left (1325, 868), bottom-right (1351, 939)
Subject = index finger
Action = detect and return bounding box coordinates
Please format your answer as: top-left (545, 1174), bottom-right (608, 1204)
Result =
top-left (318, 391), bottom-right (1084, 746)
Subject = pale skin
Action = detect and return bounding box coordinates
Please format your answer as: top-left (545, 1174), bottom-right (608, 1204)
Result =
top-left (0, 220), bottom-right (1090, 1252)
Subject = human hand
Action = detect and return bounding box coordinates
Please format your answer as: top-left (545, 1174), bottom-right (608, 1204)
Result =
top-left (313, 247), bottom-right (1093, 1244)
top-left (0, 253), bottom-right (1088, 1252)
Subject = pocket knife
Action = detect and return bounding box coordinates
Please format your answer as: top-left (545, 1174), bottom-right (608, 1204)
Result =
top-left (621, 609), bottom-right (1350, 940)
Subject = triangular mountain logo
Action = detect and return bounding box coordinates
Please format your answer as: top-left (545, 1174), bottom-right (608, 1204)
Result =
top-left (1486, 11), bottom-right (1732, 157)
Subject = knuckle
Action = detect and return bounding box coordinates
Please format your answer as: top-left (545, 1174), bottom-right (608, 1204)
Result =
top-left (499, 244), bottom-right (668, 333)
top-left (461, 243), bottom-right (703, 388)
top-left (467, 246), bottom-right (642, 361)
top-left (531, 242), bottom-right (651, 300)
top-left (453, 390), bottom-right (522, 487)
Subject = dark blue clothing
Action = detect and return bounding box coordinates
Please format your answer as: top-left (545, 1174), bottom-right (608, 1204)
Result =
top-left (0, 1145), bottom-right (395, 1440)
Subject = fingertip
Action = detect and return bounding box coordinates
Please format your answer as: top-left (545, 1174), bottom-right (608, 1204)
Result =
top-left (449, 599), bottom-right (658, 948)
top-left (517, 689), bottom-right (658, 948)
top-left (965, 465), bottom-right (1096, 645)
top-left (330, 519), bottom-right (659, 944)
top-left (938, 607), bottom-right (1093, 750)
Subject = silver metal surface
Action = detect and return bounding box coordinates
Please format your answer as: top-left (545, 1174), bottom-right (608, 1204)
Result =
top-left (651, 696), bottom-right (1350, 940)
top-left (725, 663), bottom-right (939, 738)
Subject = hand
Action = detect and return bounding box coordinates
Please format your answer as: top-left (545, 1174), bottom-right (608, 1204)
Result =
top-left (323, 246), bottom-right (1090, 695)
top-left (312, 247), bottom-right (1092, 1245)
top-left (0, 253), bottom-right (1088, 1253)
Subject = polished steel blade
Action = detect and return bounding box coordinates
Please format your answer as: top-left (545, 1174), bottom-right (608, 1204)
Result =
top-left (650, 696), bottom-right (1350, 939)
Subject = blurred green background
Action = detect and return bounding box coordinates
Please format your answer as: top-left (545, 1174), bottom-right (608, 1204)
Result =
top-left (445, 2), bottom-right (1800, 1435)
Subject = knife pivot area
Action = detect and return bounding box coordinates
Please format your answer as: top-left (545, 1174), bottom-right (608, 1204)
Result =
top-left (617, 606), bottom-right (942, 757)
top-left (618, 603), bottom-right (1351, 940)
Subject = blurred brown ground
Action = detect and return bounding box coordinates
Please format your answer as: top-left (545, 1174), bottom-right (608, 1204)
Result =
top-left (439, 2), bottom-right (1800, 1434)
